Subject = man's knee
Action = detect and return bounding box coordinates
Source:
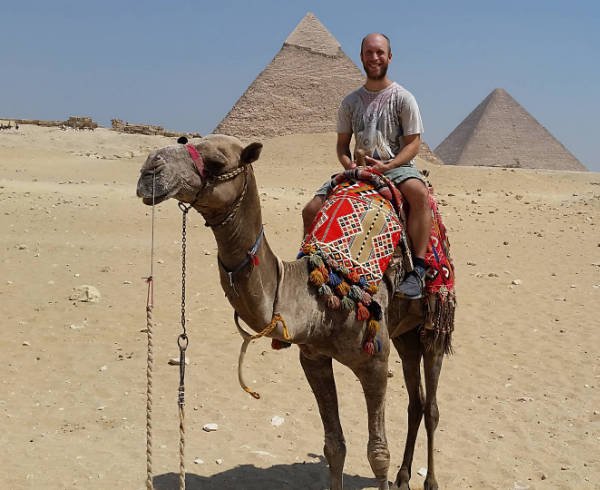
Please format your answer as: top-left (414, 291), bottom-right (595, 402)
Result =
top-left (302, 196), bottom-right (324, 227)
top-left (398, 178), bottom-right (429, 208)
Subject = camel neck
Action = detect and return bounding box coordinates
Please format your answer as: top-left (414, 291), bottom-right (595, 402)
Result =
top-left (207, 171), bottom-right (280, 331)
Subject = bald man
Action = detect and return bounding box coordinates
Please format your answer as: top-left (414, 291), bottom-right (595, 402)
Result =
top-left (302, 33), bottom-right (431, 299)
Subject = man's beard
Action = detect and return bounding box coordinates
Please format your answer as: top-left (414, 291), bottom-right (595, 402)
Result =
top-left (363, 62), bottom-right (388, 81)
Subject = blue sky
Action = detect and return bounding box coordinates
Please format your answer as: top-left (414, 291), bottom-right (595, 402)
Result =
top-left (1, 0), bottom-right (598, 171)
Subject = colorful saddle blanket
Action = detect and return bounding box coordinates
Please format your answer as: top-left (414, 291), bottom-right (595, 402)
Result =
top-left (302, 169), bottom-right (403, 288)
top-left (299, 168), bottom-right (456, 355)
top-left (299, 169), bottom-right (404, 354)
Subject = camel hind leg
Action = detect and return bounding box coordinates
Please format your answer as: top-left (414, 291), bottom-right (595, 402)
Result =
top-left (392, 328), bottom-right (445, 490)
top-left (392, 329), bottom-right (424, 490)
top-left (421, 338), bottom-right (444, 490)
top-left (299, 352), bottom-right (346, 490)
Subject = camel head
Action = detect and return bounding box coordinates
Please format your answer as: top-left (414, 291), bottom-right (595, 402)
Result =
top-left (136, 134), bottom-right (263, 212)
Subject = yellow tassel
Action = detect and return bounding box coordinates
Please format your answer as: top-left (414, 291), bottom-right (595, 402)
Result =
top-left (368, 319), bottom-right (380, 337)
top-left (336, 281), bottom-right (350, 296)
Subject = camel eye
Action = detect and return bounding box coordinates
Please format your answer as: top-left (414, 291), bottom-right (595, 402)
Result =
top-left (204, 158), bottom-right (226, 176)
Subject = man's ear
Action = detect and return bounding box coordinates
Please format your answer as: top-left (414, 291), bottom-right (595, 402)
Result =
top-left (241, 142), bottom-right (263, 165)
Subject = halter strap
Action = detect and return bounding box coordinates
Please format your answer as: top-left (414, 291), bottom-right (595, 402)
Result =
top-left (218, 225), bottom-right (265, 291)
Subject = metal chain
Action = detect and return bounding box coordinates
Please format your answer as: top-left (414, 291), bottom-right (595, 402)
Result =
top-left (176, 201), bottom-right (191, 490)
top-left (179, 202), bottom-right (189, 342)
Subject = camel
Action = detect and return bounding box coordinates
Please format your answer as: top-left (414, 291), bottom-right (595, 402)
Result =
top-left (136, 134), bottom-right (449, 490)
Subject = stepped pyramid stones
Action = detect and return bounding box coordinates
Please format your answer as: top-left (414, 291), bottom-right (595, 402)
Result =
top-left (419, 141), bottom-right (445, 165)
top-left (435, 88), bottom-right (586, 170)
top-left (215, 13), bottom-right (364, 139)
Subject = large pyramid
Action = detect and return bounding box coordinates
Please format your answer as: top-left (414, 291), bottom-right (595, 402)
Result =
top-left (214, 13), bottom-right (363, 139)
top-left (435, 88), bottom-right (586, 170)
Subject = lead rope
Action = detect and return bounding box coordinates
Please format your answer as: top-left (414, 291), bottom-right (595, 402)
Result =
top-left (145, 171), bottom-right (156, 490)
top-left (144, 186), bottom-right (190, 490)
top-left (177, 201), bottom-right (191, 490)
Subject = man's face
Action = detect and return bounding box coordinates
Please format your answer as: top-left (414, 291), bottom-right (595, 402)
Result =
top-left (360, 35), bottom-right (391, 81)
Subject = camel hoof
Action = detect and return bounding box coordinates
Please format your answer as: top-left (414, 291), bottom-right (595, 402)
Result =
top-left (393, 479), bottom-right (410, 490)
top-left (424, 481), bottom-right (438, 490)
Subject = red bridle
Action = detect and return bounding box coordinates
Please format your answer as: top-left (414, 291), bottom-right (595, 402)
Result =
top-left (185, 144), bottom-right (205, 178)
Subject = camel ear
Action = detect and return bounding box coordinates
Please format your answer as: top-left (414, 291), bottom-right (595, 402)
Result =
top-left (241, 142), bottom-right (262, 165)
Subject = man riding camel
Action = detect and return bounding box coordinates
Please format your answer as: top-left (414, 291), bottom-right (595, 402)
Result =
top-left (302, 32), bottom-right (431, 300)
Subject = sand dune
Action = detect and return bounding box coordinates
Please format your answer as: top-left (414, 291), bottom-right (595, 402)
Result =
top-left (1, 125), bottom-right (598, 489)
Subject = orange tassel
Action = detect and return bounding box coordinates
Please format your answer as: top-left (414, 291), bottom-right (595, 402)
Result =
top-left (309, 269), bottom-right (325, 286)
top-left (357, 302), bottom-right (370, 321)
top-left (348, 271), bottom-right (360, 283)
top-left (302, 243), bottom-right (316, 255)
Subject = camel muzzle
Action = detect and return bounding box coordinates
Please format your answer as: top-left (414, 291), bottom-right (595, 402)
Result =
top-left (137, 172), bottom-right (171, 205)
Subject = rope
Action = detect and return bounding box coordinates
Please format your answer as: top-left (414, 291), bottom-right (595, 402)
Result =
top-left (145, 170), bottom-right (156, 490)
top-left (145, 296), bottom-right (154, 490)
top-left (234, 312), bottom-right (290, 400)
top-left (178, 405), bottom-right (186, 489)
top-left (234, 258), bottom-right (291, 399)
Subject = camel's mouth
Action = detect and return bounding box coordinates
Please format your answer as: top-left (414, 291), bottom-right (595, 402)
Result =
top-left (141, 194), bottom-right (169, 206)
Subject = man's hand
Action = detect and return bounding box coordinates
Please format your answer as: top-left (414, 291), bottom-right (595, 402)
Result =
top-left (340, 154), bottom-right (357, 170)
top-left (364, 155), bottom-right (388, 173)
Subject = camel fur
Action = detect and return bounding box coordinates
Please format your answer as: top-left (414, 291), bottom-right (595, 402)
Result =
top-left (136, 134), bottom-right (448, 490)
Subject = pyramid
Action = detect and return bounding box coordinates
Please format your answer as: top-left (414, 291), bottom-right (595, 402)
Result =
top-left (435, 88), bottom-right (586, 170)
top-left (214, 13), bottom-right (363, 139)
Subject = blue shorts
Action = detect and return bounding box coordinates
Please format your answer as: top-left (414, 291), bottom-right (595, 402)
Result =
top-left (314, 164), bottom-right (426, 196)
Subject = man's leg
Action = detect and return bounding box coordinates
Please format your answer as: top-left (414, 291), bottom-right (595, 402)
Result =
top-left (396, 178), bottom-right (431, 299)
top-left (302, 195), bottom-right (325, 235)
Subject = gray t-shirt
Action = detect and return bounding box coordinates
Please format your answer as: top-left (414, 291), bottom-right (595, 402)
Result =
top-left (337, 82), bottom-right (424, 165)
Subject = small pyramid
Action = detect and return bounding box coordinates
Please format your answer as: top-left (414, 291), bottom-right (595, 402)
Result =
top-left (214, 13), bottom-right (363, 139)
top-left (435, 88), bottom-right (586, 170)
top-left (284, 12), bottom-right (341, 56)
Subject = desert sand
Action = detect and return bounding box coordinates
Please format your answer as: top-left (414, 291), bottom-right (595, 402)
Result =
top-left (1, 125), bottom-right (599, 489)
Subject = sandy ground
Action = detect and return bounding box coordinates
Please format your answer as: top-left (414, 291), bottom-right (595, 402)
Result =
top-left (1, 125), bottom-right (599, 489)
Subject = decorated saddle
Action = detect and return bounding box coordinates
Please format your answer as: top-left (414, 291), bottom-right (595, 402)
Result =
top-left (299, 168), bottom-right (456, 354)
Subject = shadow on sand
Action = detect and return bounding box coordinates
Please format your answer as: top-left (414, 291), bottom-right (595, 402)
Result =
top-left (153, 454), bottom-right (382, 489)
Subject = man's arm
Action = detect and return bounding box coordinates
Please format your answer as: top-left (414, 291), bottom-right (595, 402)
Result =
top-left (364, 133), bottom-right (421, 172)
top-left (336, 132), bottom-right (356, 170)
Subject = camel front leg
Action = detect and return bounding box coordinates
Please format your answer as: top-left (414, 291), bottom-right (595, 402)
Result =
top-left (299, 351), bottom-right (346, 490)
top-left (421, 344), bottom-right (444, 490)
top-left (392, 330), bottom-right (424, 490)
top-left (354, 356), bottom-right (391, 490)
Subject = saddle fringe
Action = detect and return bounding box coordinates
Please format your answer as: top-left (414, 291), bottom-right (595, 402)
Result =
top-left (421, 292), bottom-right (456, 355)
